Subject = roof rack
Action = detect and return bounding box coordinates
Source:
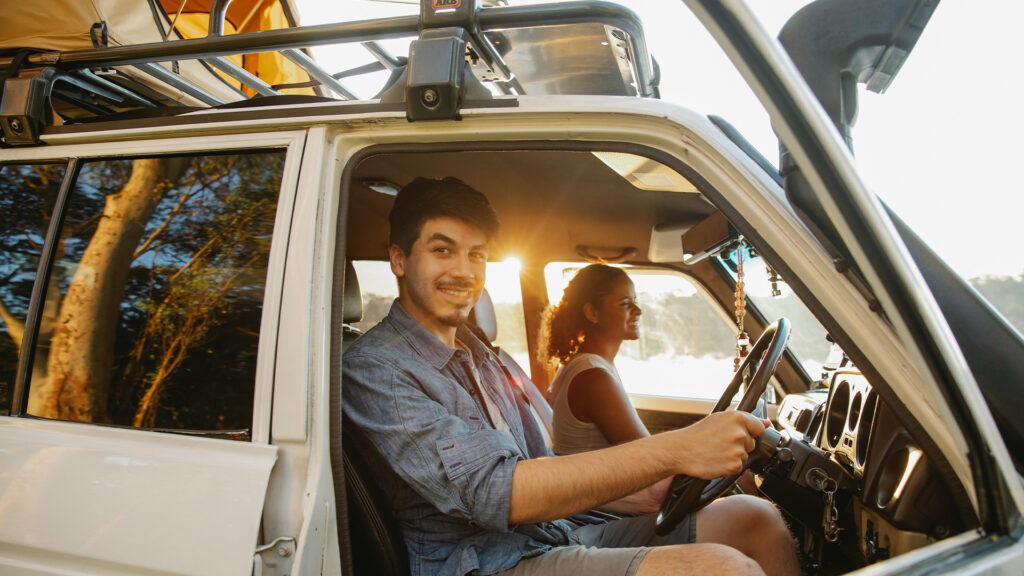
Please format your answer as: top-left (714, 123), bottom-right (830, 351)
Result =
top-left (0, 0), bottom-right (656, 144)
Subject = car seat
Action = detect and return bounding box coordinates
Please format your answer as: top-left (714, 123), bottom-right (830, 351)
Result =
top-left (341, 260), bottom-right (363, 352)
top-left (468, 288), bottom-right (554, 450)
top-left (337, 261), bottom-right (410, 575)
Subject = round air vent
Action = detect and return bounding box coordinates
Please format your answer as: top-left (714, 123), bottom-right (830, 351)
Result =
top-left (847, 392), bottom-right (863, 433)
top-left (825, 380), bottom-right (850, 450)
top-left (855, 392), bottom-right (877, 468)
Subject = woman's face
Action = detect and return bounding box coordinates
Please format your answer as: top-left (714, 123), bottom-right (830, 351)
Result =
top-left (591, 274), bottom-right (642, 341)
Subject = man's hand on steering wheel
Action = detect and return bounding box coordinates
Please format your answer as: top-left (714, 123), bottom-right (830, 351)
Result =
top-left (655, 318), bottom-right (791, 535)
top-left (671, 411), bottom-right (769, 479)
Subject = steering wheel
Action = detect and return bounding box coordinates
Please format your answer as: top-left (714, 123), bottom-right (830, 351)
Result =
top-left (655, 318), bottom-right (791, 535)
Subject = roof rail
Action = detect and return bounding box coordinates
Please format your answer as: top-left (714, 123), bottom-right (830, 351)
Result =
top-left (0, 1), bottom-right (657, 141)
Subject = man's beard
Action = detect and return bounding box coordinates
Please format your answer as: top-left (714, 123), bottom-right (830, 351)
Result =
top-left (435, 279), bottom-right (477, 327)
top-left (439, 306), bottom-right (471, 327)
top-left (407, 277), bottom-right (477, 327)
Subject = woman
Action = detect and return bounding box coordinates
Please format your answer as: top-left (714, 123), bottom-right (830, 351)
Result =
top-left (539, 264), bottom-right (667, 513)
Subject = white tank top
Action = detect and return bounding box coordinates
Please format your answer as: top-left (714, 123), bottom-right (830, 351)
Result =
top-left (549, 353), bottom-right (621, 456)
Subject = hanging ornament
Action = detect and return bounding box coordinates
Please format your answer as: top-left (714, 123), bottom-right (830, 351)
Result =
top-left (734, 242), bottom-right (750, 372)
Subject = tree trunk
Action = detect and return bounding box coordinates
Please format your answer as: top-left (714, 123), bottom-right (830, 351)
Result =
top-left (28, 158), bottom-right (187, 421)
top-left (0, 298), bottom-right (23, 347)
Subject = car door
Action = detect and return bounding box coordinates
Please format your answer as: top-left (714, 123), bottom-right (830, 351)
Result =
top-left (0, 131), bottom-right (305, 576)
top-left (681, 0), bottom-right (1024, 565)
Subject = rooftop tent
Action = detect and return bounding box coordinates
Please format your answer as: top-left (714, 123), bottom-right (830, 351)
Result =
top-left (0, 0), bottom-right (164, 53)
top-left (0, 0), bottom-right (315, 107)
top-left (157, 0), bottom-right (317, 96)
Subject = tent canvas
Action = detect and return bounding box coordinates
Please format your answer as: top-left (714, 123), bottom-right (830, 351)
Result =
top-left (0, 0), bottom-right (316, 107)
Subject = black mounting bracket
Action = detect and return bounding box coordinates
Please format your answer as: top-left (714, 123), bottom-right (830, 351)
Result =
top-left (0, 68), bottom-right (55, 146)
top-left (406, 28), bottom-right (470, 121)
top-left (405, 0), bottom-right (493, 121)
top-left (779, 0), bottom-right (939, 151)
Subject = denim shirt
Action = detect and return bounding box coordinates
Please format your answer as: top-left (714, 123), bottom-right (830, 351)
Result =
top-left (342, 300), bottom-right (589, 576)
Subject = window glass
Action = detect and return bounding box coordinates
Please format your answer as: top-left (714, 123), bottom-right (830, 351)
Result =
top-left (351, 260), bottom-right (396, 334)
top-left (721, 247), bottom-right (831, 378)
top-left (482, 259), bottom-right (529, 369)
top-left (545, 262), bottom-right (736, 401)
top-left (0, 163), bottom-right (66, 414)
top-left (25, 152), bottom-right (284, 436)
top-left (351, 259), bottom-right (530, 368)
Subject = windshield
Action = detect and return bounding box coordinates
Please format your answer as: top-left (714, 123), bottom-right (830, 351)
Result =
top-left (720, 246), bottom-right (831, 379)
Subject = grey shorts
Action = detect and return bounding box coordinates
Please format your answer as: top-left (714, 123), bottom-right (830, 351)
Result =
top-left (494, 513), bottom-right (698, 576)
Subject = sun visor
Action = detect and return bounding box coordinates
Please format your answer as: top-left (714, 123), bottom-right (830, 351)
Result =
top-left (648, 212), bottom-right (731, 263)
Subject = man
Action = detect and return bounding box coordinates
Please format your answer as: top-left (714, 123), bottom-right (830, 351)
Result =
top-left (343, 177), bottom-right (800, 576)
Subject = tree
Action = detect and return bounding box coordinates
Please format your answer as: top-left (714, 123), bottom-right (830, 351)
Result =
top-left (1, 152), bottom-right (282, 429)
top-left (970, 274), bottom-right (1024, 335)
top-left (111, 153), bottom-right (280, 430)
top-left (27, 158), bottom-right (188, 421)
top-left (0, 163), bottom-right (67, 410)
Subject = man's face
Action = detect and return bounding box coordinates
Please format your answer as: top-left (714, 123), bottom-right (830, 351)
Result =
top-left (390, 216), bottom-right (488, 337)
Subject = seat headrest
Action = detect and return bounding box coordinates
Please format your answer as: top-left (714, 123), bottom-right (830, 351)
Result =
top-left (469, 288), bottom-right (497, 342)
top-left (343, 261), bottom-right (363, 324)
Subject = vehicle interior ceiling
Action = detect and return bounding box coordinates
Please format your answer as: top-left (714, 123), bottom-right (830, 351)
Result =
top-left (340, 147), bottom-right (978, 568)
top-left (339, 145), bottom-right (918, 411)
top-left (344, 148), bottom-right (796, 390)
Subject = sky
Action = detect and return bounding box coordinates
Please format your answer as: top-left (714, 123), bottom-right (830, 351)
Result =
top-left (296, 0), bottom-right (1024, 281)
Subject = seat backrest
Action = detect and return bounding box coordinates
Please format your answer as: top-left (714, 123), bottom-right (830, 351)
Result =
top-left (468, 289), bottom-right (554, 447)
top-left (469, 286), bottom-right (499, 341)
top-left (342, 417), bottom-right (410, 576)
top-left (338, 262), bottom-right (407, 574)
top-left (342, 261), bottom-right (363, 350)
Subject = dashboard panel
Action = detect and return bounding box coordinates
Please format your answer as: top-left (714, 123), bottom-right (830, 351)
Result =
top-left (821, 370), bottom-right (876, 476)
top-left (777, 388), bottom-right (827, 440)
top-left (770, 366), bottom-right (969, 564)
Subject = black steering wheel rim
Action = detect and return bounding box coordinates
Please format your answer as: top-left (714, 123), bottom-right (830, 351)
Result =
top-left (655, 318), bottom-right (791, 535)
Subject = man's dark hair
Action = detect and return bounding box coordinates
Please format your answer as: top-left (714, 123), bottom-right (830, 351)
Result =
top-left (388, 177), bottom-right (500, 254)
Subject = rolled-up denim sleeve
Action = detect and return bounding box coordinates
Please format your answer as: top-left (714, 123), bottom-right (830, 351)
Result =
top-left (342, 352), bottom-right (521, 532)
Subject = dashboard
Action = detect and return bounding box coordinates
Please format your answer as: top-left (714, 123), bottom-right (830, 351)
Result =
top-left (766, 366), bottom-right (969, 567)
top-left (821, 370), bottom-right (877, 475)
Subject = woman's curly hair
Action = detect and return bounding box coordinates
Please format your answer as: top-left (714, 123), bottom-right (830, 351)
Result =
top-left (539, 264), bottom-right (630, 368)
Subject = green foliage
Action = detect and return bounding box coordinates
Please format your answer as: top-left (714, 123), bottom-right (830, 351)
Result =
top-left (0, 163), bottom-right (65, 315)
top-left (493, 302), bottom-right (528, 352)
top-left (970, 274), bottom-right (1024, 335)
top-left (12, 152), bottom-right (288, 431)
top-left (0, 162), bottom-right (65, 413)
top-left (623, 292), bottom-right (736, 360)
top-left (112, 152), bottom-right (282, 431)
top-left (354, 293), bottom-right (394, 334)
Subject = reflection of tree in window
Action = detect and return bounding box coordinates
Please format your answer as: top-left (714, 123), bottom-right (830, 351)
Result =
top-left (0, 163), bottom-right (66, 413)
top-left (24, 153), bottom-right (283, 435)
